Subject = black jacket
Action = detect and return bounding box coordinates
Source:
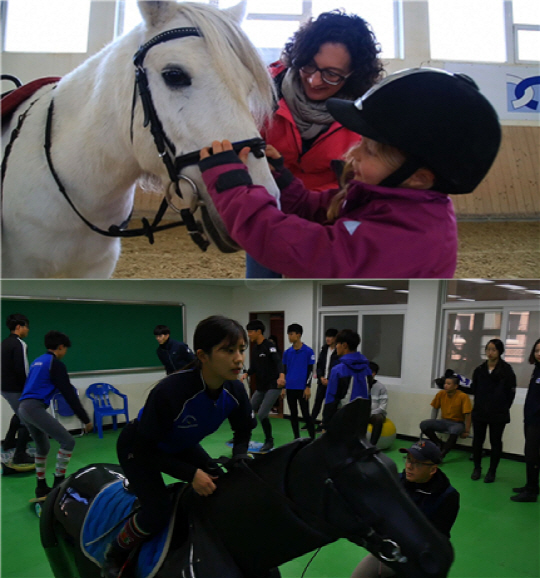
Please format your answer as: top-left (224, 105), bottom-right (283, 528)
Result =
top-left (471, 359), bottom-right (516, 424)
top-left (1, 333), bottom-right (28, 393)
top-left (156, 338), bottom-right (195, 375)
top-left (524, 362), bottom-right (540, 425)
top-left (247, 339), bottom-right (283, 391)
top-left (315, 343), bottom-right (339, 380)
top-left (400, 469), bottom-right (460, 538)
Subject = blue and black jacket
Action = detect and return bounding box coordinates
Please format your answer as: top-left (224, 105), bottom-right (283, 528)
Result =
top-left (135, 368), bottom-right (254, 480)
top-left (19, 351), bottom-right (90, 424)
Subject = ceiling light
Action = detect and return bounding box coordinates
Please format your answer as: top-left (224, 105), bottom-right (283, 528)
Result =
top-left (461, 279), bottom-right (493, 284)
top-left (495, 284), bottom-right (526, 290)
top-left (457, 298), bottom-right (475, 302)
top-left (346, 284), bottom-right (387, 291)
top-left (394, 290), bottom-right (409, 294)
top-left (447, 295), bottom-right (461, 299)
top-left (524, 290), bottom-right (540, 295)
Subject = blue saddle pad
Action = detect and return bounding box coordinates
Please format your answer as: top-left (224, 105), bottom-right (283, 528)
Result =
top-left (81, 480), bottom-right (178, 578)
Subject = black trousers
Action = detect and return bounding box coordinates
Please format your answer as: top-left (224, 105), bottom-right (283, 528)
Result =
top-left (472, 419), bottom-right (507, 472)
top-left (286, 389), bottom-right (315, 439)
top-left (117, 422), bottom-right (212, 534)
top-left (310, 379), bottom-right (326, 422)
top-left (524, 421), bottom-right (540, 492)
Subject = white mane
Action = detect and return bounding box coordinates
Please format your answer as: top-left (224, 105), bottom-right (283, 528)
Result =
top-left (152, 2), bottom-right (275, 129)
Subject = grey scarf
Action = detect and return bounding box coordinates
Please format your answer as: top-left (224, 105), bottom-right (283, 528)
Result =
top-left (281, 68), bottom-right (336, 140)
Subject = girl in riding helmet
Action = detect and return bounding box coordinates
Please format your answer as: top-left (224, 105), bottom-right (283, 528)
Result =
top-left (198, 67), bottom-right (501, 278)
top-left (103, 316), bottom-right (254, 578)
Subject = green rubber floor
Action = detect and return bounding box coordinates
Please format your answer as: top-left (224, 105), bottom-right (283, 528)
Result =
top-left (2, 418), bottom-right (538, 578)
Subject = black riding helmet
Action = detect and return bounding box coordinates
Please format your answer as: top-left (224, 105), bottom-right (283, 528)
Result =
top-left (326, 68), bottom-right (502, 194)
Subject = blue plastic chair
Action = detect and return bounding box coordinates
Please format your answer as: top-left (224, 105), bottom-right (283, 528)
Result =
top-left (50, 390), bottom-right (85, 437)
top-left (85, 383), bottom-right (129, 439)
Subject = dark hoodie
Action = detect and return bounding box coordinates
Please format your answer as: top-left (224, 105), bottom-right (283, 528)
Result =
top-left (322, 352), bottom-right (371, 427)
top-left (400, 468), bottom-right (460, 538)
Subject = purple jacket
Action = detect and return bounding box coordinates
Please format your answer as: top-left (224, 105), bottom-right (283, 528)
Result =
top-left (199, 152), bottom-right (457, 278)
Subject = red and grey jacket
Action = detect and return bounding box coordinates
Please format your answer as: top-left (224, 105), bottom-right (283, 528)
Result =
top-left (261, 62), bottom-right (361, 191)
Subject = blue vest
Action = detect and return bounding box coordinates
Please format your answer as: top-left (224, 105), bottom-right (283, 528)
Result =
top-left (20, 352), bottom-right (57, 405)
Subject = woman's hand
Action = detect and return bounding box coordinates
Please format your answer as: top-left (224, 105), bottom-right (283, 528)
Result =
top-left (200, 140), bottom-right (251, 164)
top-left (192, 468), bottom-right (218, 496)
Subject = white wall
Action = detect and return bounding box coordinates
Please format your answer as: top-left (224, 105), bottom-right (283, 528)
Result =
top-left (2, 279), bottom-right (528, 455)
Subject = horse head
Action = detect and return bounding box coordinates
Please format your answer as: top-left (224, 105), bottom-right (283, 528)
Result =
top-left (131, 1), bottom-right (279, 252)
top-left (285, 399), bottom-right (455, 577)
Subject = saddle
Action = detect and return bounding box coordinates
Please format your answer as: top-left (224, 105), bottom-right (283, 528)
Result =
top-left (81, 479), bottom-right (244, 578)
top-left (1, 77), bottom-right (60, 128)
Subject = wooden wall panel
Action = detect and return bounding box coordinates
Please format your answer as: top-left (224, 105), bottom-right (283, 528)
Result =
top-left (453, 126), bottom-right (540, 219)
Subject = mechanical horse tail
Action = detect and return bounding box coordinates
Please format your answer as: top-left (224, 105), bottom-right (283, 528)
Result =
top-left (40, 485), bottom-right (78, 578)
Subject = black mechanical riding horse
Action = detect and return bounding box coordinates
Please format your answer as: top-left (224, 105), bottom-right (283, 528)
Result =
top-left (40, 399), bottom-right (454, 578)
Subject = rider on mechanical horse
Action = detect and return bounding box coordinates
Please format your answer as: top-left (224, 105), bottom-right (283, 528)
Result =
top-left (103, 316), bottom-right (254, 578)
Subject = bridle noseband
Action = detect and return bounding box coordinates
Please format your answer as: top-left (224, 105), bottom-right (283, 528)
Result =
top-left (42, 26), bottom-right (266, 248)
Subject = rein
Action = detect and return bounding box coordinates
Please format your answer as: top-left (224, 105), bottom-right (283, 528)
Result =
top-left (41, 26), bottom-right (266, 248)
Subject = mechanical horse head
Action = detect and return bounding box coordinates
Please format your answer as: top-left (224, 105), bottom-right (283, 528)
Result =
top-left (190, 398), bottom-right (454, 577)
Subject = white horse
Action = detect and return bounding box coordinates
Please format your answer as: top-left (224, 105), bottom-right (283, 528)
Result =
top-left (1, 0), bottom-right (279, 278)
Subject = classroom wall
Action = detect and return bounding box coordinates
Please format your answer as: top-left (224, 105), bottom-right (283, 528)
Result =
top-left (1, 280), bottom-right (529, 455)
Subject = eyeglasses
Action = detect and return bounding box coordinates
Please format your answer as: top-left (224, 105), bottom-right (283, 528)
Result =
top-left (299, 63), bottom-right (352, 86)
top-left (403, 456), bottom-right (435, 468)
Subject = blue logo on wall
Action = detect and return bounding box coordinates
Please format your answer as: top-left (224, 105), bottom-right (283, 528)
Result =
top-left (507, 74), bottom-right (540, 113)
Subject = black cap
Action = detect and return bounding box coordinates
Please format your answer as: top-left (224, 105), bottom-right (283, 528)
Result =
top-left (326, 67), bottom-right (501, 194)
top-left (399, 440), bottom-right (442, 464)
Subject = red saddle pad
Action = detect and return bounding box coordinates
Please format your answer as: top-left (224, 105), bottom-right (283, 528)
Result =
top-left (1, 76), bottom-right (60, 126)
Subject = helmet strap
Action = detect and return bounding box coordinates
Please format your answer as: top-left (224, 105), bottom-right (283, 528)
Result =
top-left (378, 157), bottom-right (422, 188)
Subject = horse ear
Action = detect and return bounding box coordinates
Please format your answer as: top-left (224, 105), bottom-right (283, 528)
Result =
top-left (325, 398), bottom-right (371, 443)
top-left (138, 1), bottom-right (177, 28)
top-left (222, 0), bottom-right (247, 25)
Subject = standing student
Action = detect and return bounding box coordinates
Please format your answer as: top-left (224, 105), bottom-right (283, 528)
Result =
top-left (18, 331), bottom-right (92, 498)
top-left (103, 316), bottom-right (254, 578)
top-left (308, 328), bottom-right (338, 432)
top-left (153, 325), bottom-right (195, 375)
top-left (243, 320), bottom-right (284, 452)
top-left (511, 338), bottom-right (540, 502)
top-left (322, 330), bottom-right (371, 429)
top-left (1, 313), bottom-right (34, 464)
top-left (350, 440), bottom-right (460, 578)
top-left (470, 339), bottom-right (516, 483)
top-left (198, 68), bottom-right (501, 278)
top-left (281, 323), bottom-right (316, 440)
top-left (420, 375), bottom-right (472, 459)
top-left (368, 361), bottom-right (388, 446)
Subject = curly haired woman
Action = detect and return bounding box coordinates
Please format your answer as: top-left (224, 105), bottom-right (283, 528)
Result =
top-left (250, 10), bottom-right (383, 278)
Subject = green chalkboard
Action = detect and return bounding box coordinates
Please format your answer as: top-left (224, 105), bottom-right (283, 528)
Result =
top-left (1, 297), bottom-right (185, 373)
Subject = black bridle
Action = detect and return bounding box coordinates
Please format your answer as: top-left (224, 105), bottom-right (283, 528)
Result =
top-left (42, 26), bottom-right (266, 248)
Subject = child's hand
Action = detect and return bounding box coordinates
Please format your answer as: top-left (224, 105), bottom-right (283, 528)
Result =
top-left (265, 144), bottom-right (282, 160)
top-left (200, 140), bottom-right (251, 165)
top-left (265, 144), bottom-right (284, 172)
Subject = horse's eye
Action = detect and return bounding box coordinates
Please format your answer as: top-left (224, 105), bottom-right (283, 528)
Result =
top-left (162, 68), bottom-right (191, 88)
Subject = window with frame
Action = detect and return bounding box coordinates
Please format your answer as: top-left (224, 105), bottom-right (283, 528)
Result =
top-left (116, 0), bottom-right (401, 62)
top-left (428, 0), bottom-right (540, 63)
top-left (442, 308), bottom-right (540, 388)
top-left (3, 0), bottom-right (91, 53)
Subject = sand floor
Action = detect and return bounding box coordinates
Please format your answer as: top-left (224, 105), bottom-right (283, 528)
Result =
top-left (112, 220), bottom-right (539, 279)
